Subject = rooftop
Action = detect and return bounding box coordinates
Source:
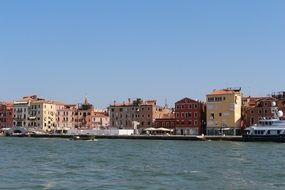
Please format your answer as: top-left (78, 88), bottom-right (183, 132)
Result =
top-left (208, 88), bottom-right (241, 96)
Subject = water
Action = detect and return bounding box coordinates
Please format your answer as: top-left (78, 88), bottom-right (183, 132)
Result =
top-left (0, 138), bottom-right (285, 190)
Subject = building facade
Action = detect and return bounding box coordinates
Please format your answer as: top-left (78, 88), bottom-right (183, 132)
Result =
top-left (175, 98), bottom-right (206, 135)
top-left (92, 111), bottom-right (110, 129)
top-left (0, 102), bottom-right (13, 128)
top-left (109, 98), bottom-right (171, 130)
top-left (13, 98), bottom-right (30, 128)
top-left (206, 88), bottom-right (242, 135)
top-left (13, 95), bottom-right (58, 132)
top-left (74, 97), bottom-right (94, 129)
top-left (243, 97), bottom-right (277, 127)
top-left (154, 118), bottom-right (176, 129)
top-left (56, 104), bottom-right (77, 130)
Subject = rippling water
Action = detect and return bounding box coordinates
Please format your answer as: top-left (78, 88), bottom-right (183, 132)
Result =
top-left (0, 137), bottom-right (285, 190)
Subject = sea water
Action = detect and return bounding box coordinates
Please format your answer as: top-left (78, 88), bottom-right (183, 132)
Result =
top-left (0, 138), bottom-right (284, 190)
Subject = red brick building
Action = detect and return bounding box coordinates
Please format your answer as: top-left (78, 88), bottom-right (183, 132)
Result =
top-left (0, 102), bottom-right (13, 128)
top-left (175, 98), bottom-right (206, 135)
top-left (154, 117), bottom-right (176, 129)
top-left (243, 96), bottom-right (277, 127)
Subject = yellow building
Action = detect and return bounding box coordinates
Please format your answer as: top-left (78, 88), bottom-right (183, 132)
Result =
top-left (29, 100), bottom-right (57, 132)
top-left (13, 95), bottom-right (58, 132)
top-left (206, 88), bottom-right (242, 135)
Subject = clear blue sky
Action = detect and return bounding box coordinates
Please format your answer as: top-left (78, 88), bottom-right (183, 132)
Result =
top-left (0, 0), bottom-right (284, 108)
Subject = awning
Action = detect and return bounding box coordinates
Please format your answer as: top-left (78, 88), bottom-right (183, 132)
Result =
top-left (157, 128), bottom-right (173, 132)
top-left (144, 128), bottom-right (173, 132)
top-left (143, 128), bottom-right (156, 131)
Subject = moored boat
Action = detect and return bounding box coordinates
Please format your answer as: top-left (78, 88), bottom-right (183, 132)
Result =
top-left (243, 103), bottom-right (285, 142)
top-left (70, 135), bottom-right (96, 141)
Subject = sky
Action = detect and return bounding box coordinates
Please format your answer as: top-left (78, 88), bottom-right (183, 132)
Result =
top-left (0, 0), bottom-right (285, 108)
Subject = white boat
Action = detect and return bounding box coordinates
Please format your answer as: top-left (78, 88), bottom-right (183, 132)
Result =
top-left (243, 103), bottom-right (285, 142)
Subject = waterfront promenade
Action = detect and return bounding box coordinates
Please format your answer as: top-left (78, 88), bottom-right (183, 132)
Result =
top-left (25, 134), bottom-right (243, 141)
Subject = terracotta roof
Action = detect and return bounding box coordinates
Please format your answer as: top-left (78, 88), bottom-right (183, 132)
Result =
top-left (94, 112), bottom-right (108, 117)
top-left (175, 97), bottom-right (204, 104)
top-left (208, 89), bottom-right (241, 95)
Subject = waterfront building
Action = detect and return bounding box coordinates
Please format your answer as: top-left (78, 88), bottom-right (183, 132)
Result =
top-left (154, 118), bottom-right (176, 129)
top-left (206, 88), bottom-right (242, 135)
top-left (74, 97), bottom-right (94, 129)
top-left (56, 104), bottom-right (77, 130)
top-left (175, 98), bottom-right (206, 135)
top-left (243, 96), bottom-right (277, 127)
top-left (28, 97), bottom-right (57, 132)
top-left (13, 95), bottom-right (58, 132)
top-left (109, 98), bottom-right (172, 130)
top-left (0, 102), bottom-right (13, 128)
top-left (13, 97), bottom-right (31, 128)
top-left (92, 110), bottom-right (109, 129)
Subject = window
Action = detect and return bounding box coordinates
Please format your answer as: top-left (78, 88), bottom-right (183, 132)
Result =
top-left (194, 120), bottom-right (198, 126)
top-left (210, 113), bottom-right (214, 120)
top-left (251, 118), bottom-right (254, 125)
top-left (219, 113), bottom-right (222, 117)
top-left (188, 120), bottom-right (192, 125)
top-left (208, 97), bottom-right (214, 102)
top-left (194, 112), bottom-right (198, 118)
